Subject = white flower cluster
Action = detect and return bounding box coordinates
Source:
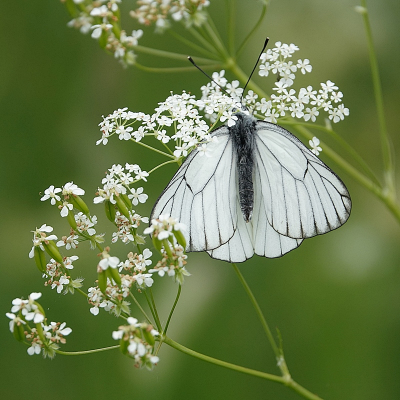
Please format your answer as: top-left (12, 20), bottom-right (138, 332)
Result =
top-left (97, 96), bottom-right (214, 157)
top-left (28, 224), bottom-right (58, 258)
top-left (40, 183), bottom-right (102, 249)
top-left (6, 292), bottom-right (72, 358)
top-left (252, 41), bottom-right (349, 124)
top-left (145, 215), bottom-right (189, 284)
top-left (112, 317), bottom-right (160, 370)
top-left (93, 163), bottom-right (149, 244)
top-left (149, 244), bottom-right (190, 284)
top-left (88, 283), bottom-right (131, 317)
top-left (43, 256), bottom-right (83, 295)
top-left (66, 0), bottom-right (209, 66)
top-left (98, 41), bottom-right (348, 159)
top-left (66, 0), bottom-right (143, 67)
top-left (41, 182), bottom-right (85, 218)
top-left (88, 249), bottom-right (155, 316)
top-left (130, 0), bottom-right (210, 32)
top-left (144, 213), bottom-right (186, 240)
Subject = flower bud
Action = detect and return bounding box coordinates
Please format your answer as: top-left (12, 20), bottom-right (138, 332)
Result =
top-left (134, 234), bottom-right (145, 245)
top-left (152, 235), bottom-right (163, 254)
top-left (33, 247), bottom-right (47, 273)
top-left (35, 321), bottom-right (46, 343)
top-left (115, 195), bottom-right (131, 220)
top-left (70, 195), bottom-right (90, 216)
top-left (142, 325), bottom-right (156, 346)
top-left (99, 30), bottom-right (108, 49)
top-left (107, 266), bottom-right (121, 287)
top-left (67, 210), bottom-right (77, 230)
top-left (98, 269), bottom-right (108, 294)
top-left (13, 321), bottom-right (25, 342)
top-left (43, 241), bottom-right (63, 264)
top-left (120, 193), bottom-right (132, 211)
top-left (162, 239), bottom-right (173, 259)
top-left (119, 336), bottom-right (129, 354)
top-left (104, 200), bottom-right (116, 223)
top-left (173, 230), bottom-right (187, 249)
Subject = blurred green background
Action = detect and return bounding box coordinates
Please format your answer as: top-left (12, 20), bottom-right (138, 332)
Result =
top-left (1, 1), bottom-right (400, 399)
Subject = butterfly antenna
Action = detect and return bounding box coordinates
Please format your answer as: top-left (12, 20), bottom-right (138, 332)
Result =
top-left (188, 57), bottom-right (230, 96)
top-left (240, 37), bottom-right (270, 104)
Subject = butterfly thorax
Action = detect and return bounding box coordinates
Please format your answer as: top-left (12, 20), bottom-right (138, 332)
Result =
top-left (230, 112), bottom-right (256, 222)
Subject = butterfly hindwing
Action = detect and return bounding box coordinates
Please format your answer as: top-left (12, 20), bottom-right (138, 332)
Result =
top-left (254, 121), bottom-right (351, 239)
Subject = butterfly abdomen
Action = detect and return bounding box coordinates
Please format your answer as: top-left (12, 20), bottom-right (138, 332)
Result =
top-left (230, 113), bottom-right (256, 222)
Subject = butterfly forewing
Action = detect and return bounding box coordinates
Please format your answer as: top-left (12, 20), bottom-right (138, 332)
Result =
top-left (151, 126), bottom-right (239, 252)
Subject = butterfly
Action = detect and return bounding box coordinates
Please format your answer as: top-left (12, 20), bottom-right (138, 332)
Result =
top-left (150, 109), bottom-right (351, 263)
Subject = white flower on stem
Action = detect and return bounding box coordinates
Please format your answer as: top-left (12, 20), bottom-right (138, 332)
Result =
top-left (62, 182), bottom-right (85, 197)
top-left (303, 107), bottom-right (319, 122)
top-left (6, 312), bottom-right (25, 333)
top-left (99, 256), bottom-right (120, 271)
top-left (40, 185), bottom-right (62, 205)
top-left (64, 255), bottom-right (79, 270)
top-left (296, 59), bottom-right (312, 74)
top-left (321, 80), bottom-right (338, 93)
top-left (29, 225), bottom-right (58, 258)
top-left (91, 23), bottom-right (113, 39)
top-left (116, 125), bottom-right (133, 140)
top-left (60, 201), bottom-right (73, 217)
top-left (309, 137), bottom-right (322, 156)
top-left (27, 342), bottom-right (42, 356)
top-left (197, 143), bottom-right (211, 157)
top-left (90, 5), bottom-right (110, 17)
top-left (135, 169), bottom-right (149, 182)
top-left (173, 143), bottom-right (190, 158)
top-left (57, 234), bottom-right (79, 250)
top-left (129, 187), bottom-right (148, 206)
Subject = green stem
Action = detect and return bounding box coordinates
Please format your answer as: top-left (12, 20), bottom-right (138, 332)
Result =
top-left (129, 292), bottom-right (153, 324)
top-left (148, 289), bottom-right (162, 332)
top-left (168, 29), bottom-right (220, 60)
top-left (188, 26), bottom-right (220, 55)
top-left (163, 284), bottom-right (182, 335)
top-left (231, 263), bottom-right (290, 377)
top-left (148, 159), bottom-right (180, 176)
top-left (203, 19), bottom-right (229, 59)
top-left (55, 345), bottom-right (119, 356)
top-left (163, 336), bottom-right (323, 400)
top-left (236, 2), bottom-right (268, 58)
top-left (226, 0), bottom-right (235, 56)
top-left (131, 139), bottom-right (175, 159)
top-left (359, 0), bottom-right (395, 198)
top-left (144, 290), bottom-right (161, 332)
top-left (133, 45), bottom-right (216, 64)
top-left (75, 287), bottom-right (88, 298)
top-left (134, 63), bottom-right (220, 73)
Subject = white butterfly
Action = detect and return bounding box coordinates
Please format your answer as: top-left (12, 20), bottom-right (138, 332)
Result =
top-left (151, 111), bottom-right (351, 263)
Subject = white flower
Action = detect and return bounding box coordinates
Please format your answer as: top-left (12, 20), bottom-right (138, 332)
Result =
top-left (40, 185), bottom-right (62, 205)
top-left (27, 343), bottom-right (42, 356)
top-left (91, 23), bottom-right (113, 39)
top-left (116, 125), bottom-right (133, 140)
top-left (309, 137), bottom-right (322, 156)
top-left (129, 187), bottom-right (148, 206)
top-left (60, 201), bottom-right (73, 217)
top-left (197, 143), bottom-right (211, 157)
top-left (296, 59), bottom-right (312, 74)
top-left (62, 182), bottom-right (85, 196)
top-left (99, 256), bottom-right (120, 270)
top-left (303, 107), bottom-right (319, 122)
